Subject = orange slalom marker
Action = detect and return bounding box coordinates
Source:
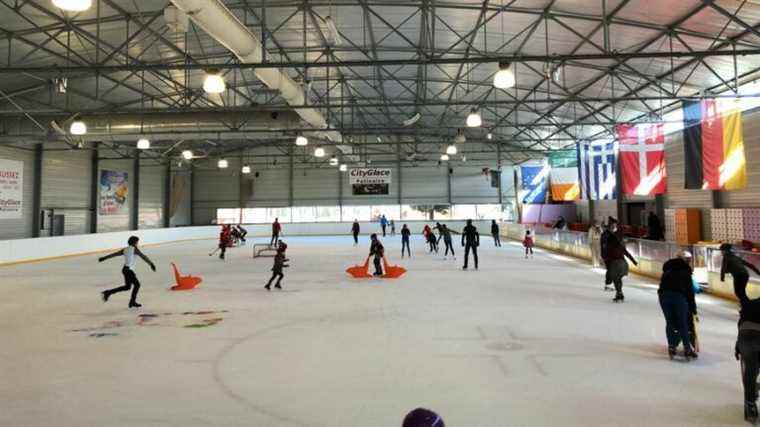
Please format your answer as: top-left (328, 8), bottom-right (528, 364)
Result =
top-left (381, 257), bottom-right (407, 279)
top-left (170, 262), bottom-right (203, 291)
top-left (346, 257), bottom-right (373, 278)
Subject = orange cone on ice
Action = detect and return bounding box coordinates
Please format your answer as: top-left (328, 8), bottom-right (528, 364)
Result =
top-left (346, 257), bottom-right (373, 278)
top-left (170, 263), bottom-right (203, 291)
top-left (381, 257), bottom-right (406, 279)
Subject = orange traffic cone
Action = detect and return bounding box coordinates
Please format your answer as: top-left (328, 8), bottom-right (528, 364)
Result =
top-left (170, 263), bottom-right (203, 291)
top-left (381, 257), bottom-right (407, 278)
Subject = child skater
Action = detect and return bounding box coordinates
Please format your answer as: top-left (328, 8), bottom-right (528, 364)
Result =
top-left (265, 241), bottom-right (289, 291)
top-left (523, 230), bottom-right (534, 258)
top-left (370, 234), bottom-right (385, 276)
top-left (99, 236), bottom-right (156, 308)
top-left (218, 224), bottom-right (232, 260)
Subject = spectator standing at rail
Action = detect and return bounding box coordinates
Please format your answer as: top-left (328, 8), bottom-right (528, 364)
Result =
top-left (380, 214), bottom-right (389, 237)
top-left (461, 219), bottom-right (480, 270)
top-left (99, 236), bottom-right (156, 308)
top-left (401, 224), bottom-right (411, 258)
top-left (723, 244), bottom-right (760, 423)
top-left (351, 219), bottom-right (361, 246)
top-left (440, 224), bottom-right (455, 260)
top-left (270, 218), bottom-right (282, 246)
top-left (588, 221), bottom-right (603, 268)
top-left (601, 218), bottom-right (638, 302)
top-left (553, 216), bottom-right (567, 230)
top-left (658, 250), bottom-right (698, 360)
top-left (491, 219), bottom-right (501, 247)
top-left (647, 211), bottom-right (664, 241)
top-left (369, 234), bottom-right (385, 276)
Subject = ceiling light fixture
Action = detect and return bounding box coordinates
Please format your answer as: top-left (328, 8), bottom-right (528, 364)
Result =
top-left (329, 156), bottom-right (339, 166)
top-left (182, 150), bottom-right (193, 160)
top-left (440, 154), bottom-right (450, 161)
top-left (295, 134), bottom-right (309, 146)
top-left (203, 69), bottom-right (226, 94)
top-left (136, 138), bottom-right (150, 150)
top-left (52, 0), bottom-right (92, 12)
top-left (218, 158), bottom-right (229, 169)
top-left (69, 120), bottom-right (87, 135)
top-left (493, 62), bottom-right (516, 89)
top-left (242, 164), bottom-right (251, 174)
top-left (486, 132), bottom-right (493, 140)
top-left (314, 147), bottom-right (325, 158)
top-left (446, 144), bottom-right (457, 155)
top-left (339, 164), bottom-right (348, 172)
top-left (466, 108), bottom-right (482, 127)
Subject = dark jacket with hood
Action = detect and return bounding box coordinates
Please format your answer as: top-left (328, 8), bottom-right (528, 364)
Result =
top-left (658, 258), bottom-right (696, 314)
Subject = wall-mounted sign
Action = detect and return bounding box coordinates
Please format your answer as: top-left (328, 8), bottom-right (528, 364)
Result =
top-left (0, 159), bottom-right (23, 219)
top-left (350, 168), bottom-right (391, 195)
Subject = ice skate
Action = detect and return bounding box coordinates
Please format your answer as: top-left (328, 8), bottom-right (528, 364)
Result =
top-left (265, 285), bottom-right (271, 291)
top-left (684, 348), bottom-right (698, 361)
top-left (128, 302), bottom-right (142, 308)
top-left (745, 401), bottom-right (758, 424)
top-left (275, 284), bottom-right (282, 289)
top-left (613, 293), bottom-right (624, 303)
top-left (101, 291), bottom-right (109, 302)
top-left (667, 347), bottom-right (676, 360)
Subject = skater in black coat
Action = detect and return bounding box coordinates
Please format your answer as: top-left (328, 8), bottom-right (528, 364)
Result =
top-left (658, 250), bottom-right (697, 360)
top-left (369, 234), bottom-right (385, 276)
top-left (461, 219), bottom-right (479, 270)
top-left (351, 219), bottom-right (360, 245)
top-left (491, 220), bottom-right (501, 247)
top-left (601, 220), bottom-right (637, 302)
top-left (401, 224), bottom-right (411, 258)
top-left (265, 242), bottom-right (289, 291)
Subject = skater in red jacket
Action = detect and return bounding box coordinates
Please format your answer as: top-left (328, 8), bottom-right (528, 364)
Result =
top-left (523, 230), bottom-right (534, 258)
top-left (218, 225), bottom-right (232, 260)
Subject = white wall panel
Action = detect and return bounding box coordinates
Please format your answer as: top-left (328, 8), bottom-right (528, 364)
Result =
top-left (250, 168), bottom-right (290, 207)
top-left (451, 166), bottom-right (499, 204)
top-left (193, 159), bottom-right (241, 225)
top-left (42, 146), bottom-right (92, 235)
top-left (0, 146), bottom-right (35, 239)
top-left (97, 158), bottom-right (132, 233)
top-left (138, 164), bottom-right (165, 229)
top-left (293, 167), bottom-right (340, 206)
top-left (400, 166), bottom-right (447, 204)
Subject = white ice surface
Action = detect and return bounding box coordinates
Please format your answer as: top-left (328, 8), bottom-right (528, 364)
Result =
top-left (0, 235), bottom-right (746, 426)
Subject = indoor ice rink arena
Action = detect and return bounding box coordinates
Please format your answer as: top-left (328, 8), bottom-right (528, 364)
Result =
top-left (5, 0), bottom-right (760, 426)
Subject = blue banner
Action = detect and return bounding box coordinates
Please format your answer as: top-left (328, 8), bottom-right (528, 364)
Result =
top-left (520, 165), bottom-right (548, 204)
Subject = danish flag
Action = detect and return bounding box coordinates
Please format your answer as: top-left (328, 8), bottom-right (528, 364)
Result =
top-left (616, 123), bottom-right (667, 196)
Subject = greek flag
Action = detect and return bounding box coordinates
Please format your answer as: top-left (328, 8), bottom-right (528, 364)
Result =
top-left (577, 140), bottom-right (618, 200)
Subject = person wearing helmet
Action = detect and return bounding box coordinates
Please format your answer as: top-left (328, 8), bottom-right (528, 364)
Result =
top-left (265, 241), bottom-right (289, 291)
top-left (723, 243), bottom-right (760, 423)
top-left (658, 250), bottom-right (698, 360)
top-left (98, 236), bottom-right (156, 308)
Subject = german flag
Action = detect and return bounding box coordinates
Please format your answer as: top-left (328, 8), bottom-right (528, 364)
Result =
top-left (682, 99), bottom-right (746, 190)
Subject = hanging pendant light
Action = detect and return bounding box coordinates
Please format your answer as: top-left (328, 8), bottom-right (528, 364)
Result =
top-left (70, 120), bottom-right (87, 135)
top-left (218, 158), bottom-right (229, 169)
top-left (486, 132), bottom-right (493, 140)
top-left (314, 147), bottom-right (325, 158)
top-left (446, 144), bottom-right (457, 155)
top-left (136, 138), bottom-right (151, 150)
top-left (339, 164), bottom-right (348, 172)
top-left (466, 108), bottom-right (482, 127)
top-left (295, 134), bottom-right (308, 146)
top-left (493, 62), bottom-right (516, 89)
top-left (242, 164), bottom-right (251, 174)
top-left (182, 150), bottom-right (194, 160)
top-left (52, 0), bottom-right (92, 12)
top-left (440, 154), bottom-right (450, 161)
top-left (329, 156), bottom-right (339, 166)
top-left (203, 69), bottom-right (226, 94)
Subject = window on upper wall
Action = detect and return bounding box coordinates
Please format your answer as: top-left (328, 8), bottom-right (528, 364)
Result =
top-left (217, 208), bottom-right (241, 224)
top-left (268, 207), bottom-right (292, 223)
top-left (241, 208), bottom-right (267, 224)
top-left (370, 205), bottom-right (400, 221)
top-left (473, 204), bottom-right (504, 220)
top-left (400, 205), bottom-right (429, 221)
top-left (315, 206), bottom-right (341, 222)
top-left (452, 204), bottom-right (477, 220)
top-left (342, 205), bottom-right (371, 222)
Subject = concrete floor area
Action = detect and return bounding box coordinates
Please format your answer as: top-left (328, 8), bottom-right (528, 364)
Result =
top-left (0, 234), bottom-right (747, 426)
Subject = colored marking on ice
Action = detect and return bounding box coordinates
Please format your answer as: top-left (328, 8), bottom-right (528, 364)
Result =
top-left (89, 332), bottom-right (119, 338)
top-left (184, 318), bottom-right (224, 328)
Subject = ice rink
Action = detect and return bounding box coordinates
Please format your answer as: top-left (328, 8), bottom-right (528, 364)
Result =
top-left (0, 234), bottom-right (746, 426)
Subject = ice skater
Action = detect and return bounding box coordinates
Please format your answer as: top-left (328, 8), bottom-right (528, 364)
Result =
top-left (380, 214), bottom-right (389, 237)
top-left (265, 241), bottom-right (289, 291)
top-left (440, 224), bottom-right (455, 260)
top-left (351, 219), bottom-right (360, 246)
top-left (461, 219), bottom-right (479, 270)
top-left (402, 408), bottom-right (445, 427)
top-left (721, 243), bottom-right (760, 303)
top-left (218, 225), bottom-right (232, 260)
top-left (658, 250), bottom-right (698, 360)
top-left (270, 218), bottom-right (282, 246)
top-left (491, 220), bottom-right (501, 247)
top-left (523, 230), bottom-right (534, 258)
top-left (401, 224), bottom-right (411, 258)
top-left (426, 227), bottom-right (439, 253)
top-left (99, 236), bottom-right (156, 308)
top-left (369, 234), bottom-right (385, 276)
top-left (236, 224), bottom-right (248, 244)
top-left (390, 219), bottom-right (396, 236)
top-left (601, 218), bottom-right (637, 302)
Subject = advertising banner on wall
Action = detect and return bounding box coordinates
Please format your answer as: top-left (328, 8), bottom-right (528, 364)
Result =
top-left (350, 168), bottom-right (391, 195)
top-left (99, 170), bottom-right (129, 215)
top-left (0, 159), bottom-right (23, 219)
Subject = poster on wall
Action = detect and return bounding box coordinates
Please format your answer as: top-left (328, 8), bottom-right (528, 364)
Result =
top-left (0, 159), bottom-right (23, 219)
top-left (99, 170), bottom-right (129, 215)
top-left (350, 168), bottom-right (391, 195)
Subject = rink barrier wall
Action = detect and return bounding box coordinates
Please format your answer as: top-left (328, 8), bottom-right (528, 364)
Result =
top-left (0, 220), bottom-right (492, 266)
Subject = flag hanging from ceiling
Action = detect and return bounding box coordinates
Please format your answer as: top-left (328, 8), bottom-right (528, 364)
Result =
top-left (548, 151), bottom-right (580, 201)
top-left (577, 140), bottom-right (618, 200)
top-left (616, 122), bottom-right (667, 196)
top-left (520, 164), bottom-right (548, 204)
top-left (682, 99), bottom-right (747, 190)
